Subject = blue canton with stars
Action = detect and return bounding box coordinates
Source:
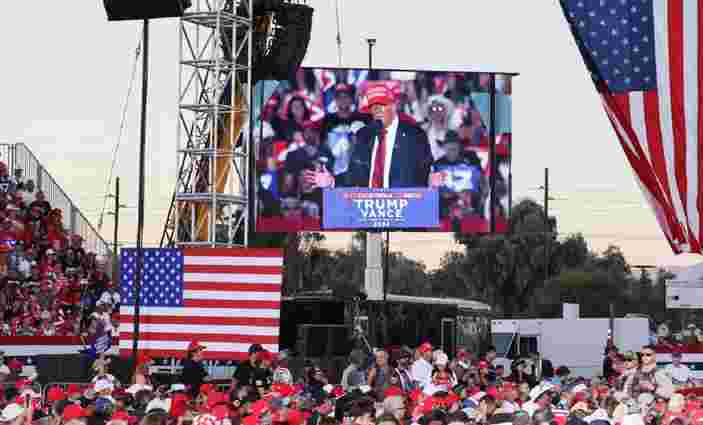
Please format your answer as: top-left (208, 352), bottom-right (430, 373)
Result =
top-left (562, 0), bottom-right (656, 93)
top-left (120, 248), bottom-right (184, 307)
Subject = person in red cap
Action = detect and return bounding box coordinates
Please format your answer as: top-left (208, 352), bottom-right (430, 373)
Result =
top-left (411, 343), bottom-right (434, 390)
top-left (305, 82), bottom-right (436, 190)
top-left (181, 341), bottom-right (208, 398)
top-left (130, 353), bottom-right (152, 386)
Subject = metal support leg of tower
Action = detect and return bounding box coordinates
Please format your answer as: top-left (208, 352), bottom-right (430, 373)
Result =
top-left (166, 0), bottom-right (253, 248)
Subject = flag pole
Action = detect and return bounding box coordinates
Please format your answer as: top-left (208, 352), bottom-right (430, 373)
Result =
top-left (132, 18), bottom-right (150, 371)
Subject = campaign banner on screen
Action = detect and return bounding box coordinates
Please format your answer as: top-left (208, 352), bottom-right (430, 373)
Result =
top-left (254, 67), bottom-right (513, 233)
top-left (323, 188), bottom-right (439, 229)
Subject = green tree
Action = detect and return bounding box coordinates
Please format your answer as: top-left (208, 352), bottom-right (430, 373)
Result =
top-left (535, 269), bottom-right (626, 317)
top-left (448, 198), bottom-right (559, 315)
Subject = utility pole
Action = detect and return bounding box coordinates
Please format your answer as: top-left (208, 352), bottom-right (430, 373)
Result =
top-left (363, 37), bottom-right (385, 347)
top-left (544, 167), bottom-right (549, 284)
top-left (107, 177), bottom-right (127, 281)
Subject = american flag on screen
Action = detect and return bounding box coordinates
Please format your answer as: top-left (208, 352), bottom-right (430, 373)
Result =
top-left (560, 0), bottom-right (702, 254)
top-left (119, 247), bottom-right (282, 360)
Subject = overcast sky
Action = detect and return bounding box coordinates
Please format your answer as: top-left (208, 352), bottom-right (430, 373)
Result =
top-left (0, 0), bottom-right (700, 270)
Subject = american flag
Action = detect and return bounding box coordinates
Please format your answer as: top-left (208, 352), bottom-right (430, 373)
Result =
top-left (561, 0), bottom-right (700, 253)
top-left (119, 247), bottom-right (283, 360)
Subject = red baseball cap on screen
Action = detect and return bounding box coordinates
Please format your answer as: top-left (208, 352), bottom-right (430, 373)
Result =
top-left (360, 83), bottom-right (394, 113)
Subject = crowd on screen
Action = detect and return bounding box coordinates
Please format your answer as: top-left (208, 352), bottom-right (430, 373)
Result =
top-left (0, 160), bottom-right (116, 340)
top-left (2, 339), bottom-right (702, 425)
top-left (255, 69), bottom-right (512, 226)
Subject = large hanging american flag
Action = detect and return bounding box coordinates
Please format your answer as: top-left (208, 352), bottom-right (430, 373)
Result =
top-left (119, 248), bottom-right (283, 360)
top-left (560, 0), bottom-right (701, 253)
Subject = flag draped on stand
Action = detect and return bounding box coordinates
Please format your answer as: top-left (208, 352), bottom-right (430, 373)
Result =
top-left (560, 0), bottom-right (702, 254)
top-left (119, 248), bottom-right (283, 360)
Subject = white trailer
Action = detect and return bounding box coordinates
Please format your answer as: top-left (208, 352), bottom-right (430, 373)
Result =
top-left (491, 308), bottom-right (652, 378)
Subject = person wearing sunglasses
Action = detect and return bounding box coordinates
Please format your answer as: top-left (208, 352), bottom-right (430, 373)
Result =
top-left (626, 345), bottom-right (673, 401)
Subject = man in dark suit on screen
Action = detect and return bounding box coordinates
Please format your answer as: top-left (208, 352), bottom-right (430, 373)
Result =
top-left (305, 83), bottom-right (440, 189)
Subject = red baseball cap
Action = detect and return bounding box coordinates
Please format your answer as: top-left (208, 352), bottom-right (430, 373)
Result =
top-left (250, 399), bottom-right (269, 416)
top-left (362, 83), bottom-right (394, 112)
top-left (136, 353), bottom-right (152, 367)
top-left (187, 341), bottom-right (206, 352)
top-left (66, 384), bottom-right (81, 396)
top-left (271, 383), bottom-right (295, 398)
top-left (418, 342), bottom-right (433, 353)
top-left (478, 360), bottom-right (490, 369)
top-left (206, 392), bottom-right (227, 409)
top-left (63, 404), bottom-right (88, 422)
top-left (257, 350), bottom-right (274, 362)
top-left (200, 384), bottom-right (214, 395)
top-left (47, 387), bottom-right (66, 403)
top-left (384, 386), bottom-right (404, 399)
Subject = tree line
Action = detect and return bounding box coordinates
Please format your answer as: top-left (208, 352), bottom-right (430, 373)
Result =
top-left (251, 198), bottom-right (684, 327)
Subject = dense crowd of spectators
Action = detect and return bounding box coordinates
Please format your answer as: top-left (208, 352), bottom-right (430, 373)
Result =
top-left (0, 160), bottom-right (115, 339)
top-left (2, 340), bottom-right (702, 425)
top-left (255, 69), bottom-right (512, 229)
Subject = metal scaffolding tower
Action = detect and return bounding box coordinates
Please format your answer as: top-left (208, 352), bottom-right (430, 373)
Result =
top-left (162, 0), bottom-right (253, 248)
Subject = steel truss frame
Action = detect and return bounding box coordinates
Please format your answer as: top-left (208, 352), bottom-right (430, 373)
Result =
top-left (162, 0), bottom-right (253, 248)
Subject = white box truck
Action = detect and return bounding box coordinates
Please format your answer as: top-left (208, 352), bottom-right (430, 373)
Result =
top-left (491, 312), bottom-right (653, 378)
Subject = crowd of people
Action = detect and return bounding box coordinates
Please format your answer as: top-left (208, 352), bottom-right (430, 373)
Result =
top-left (255, 69), bottom-right (512, 231)
top-left (0, 160), bottom-right (115, 340)
top-left (2, 339), bottom-right (702, 425)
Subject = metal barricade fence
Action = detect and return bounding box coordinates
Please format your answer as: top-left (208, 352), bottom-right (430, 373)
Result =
top-left (0, 143), bottom-right (113, 270)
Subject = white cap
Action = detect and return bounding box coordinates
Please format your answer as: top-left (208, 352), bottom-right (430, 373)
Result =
top-left (0, 365), bottom-right (10, 375)
top-left (571, 384), bottom-right (588, 394)
top-left (168, 384), bottom-right (186, 393)
top-left (94, 379), bottom-right (114, 393)
top-left (470, 392), bottom-right (486, 402)
top-left (126, 384), bottom-right (152, 395)
top-left (623, 414), bottom-right (645, 425)
top-left (146, 398), bottom-right (172, 414)
top-left (434, 352), bottom-right (448, 366)
top-left (0, 404), bottom-right (25, 422)
top-left (529, 383), bottom-right (555, 401)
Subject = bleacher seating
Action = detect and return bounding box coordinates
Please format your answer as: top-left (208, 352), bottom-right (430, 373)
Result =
top-left (0, 147), bottom-right (116, 340)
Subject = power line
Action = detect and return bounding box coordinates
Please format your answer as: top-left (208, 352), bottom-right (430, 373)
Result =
top-left (98, 30), bottom-right (143, 233)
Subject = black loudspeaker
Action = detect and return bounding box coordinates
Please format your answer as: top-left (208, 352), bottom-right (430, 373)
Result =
top-left (34, 355), bottom-right (92, 385)
top-left (255, 3), bottom-right (314, 82)
top-left (102, 0), bottom-right (192, 21)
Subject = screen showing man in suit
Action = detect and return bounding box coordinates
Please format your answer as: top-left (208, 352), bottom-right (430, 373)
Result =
top-left (254, 68), bottom-right (513, 233)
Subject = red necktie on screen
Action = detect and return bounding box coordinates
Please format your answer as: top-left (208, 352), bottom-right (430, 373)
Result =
top-left (371, 128), bottom-right (387, 188)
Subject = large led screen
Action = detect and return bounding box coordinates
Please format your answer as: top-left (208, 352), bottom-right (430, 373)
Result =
top-left (254, 68), bottom-right (513, 232)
